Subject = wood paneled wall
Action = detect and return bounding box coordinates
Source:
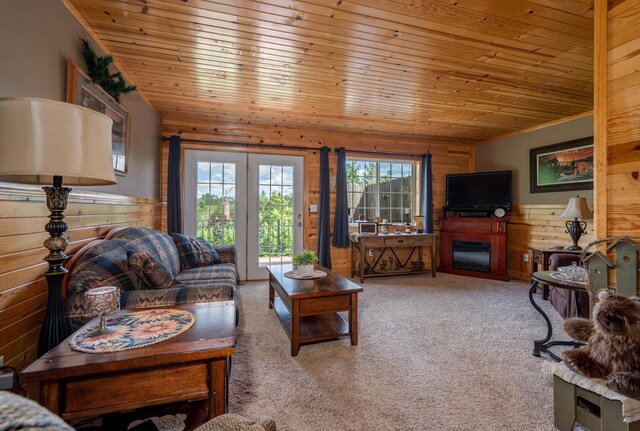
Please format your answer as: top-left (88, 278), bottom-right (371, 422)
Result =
top-left (162, 117), bottom-right (472, 277)
top-left (507, 204), bottom-right (595, 281)
top-left (0, 185), bottom-right (161, 374)
top-left (595, 0), bottom-right (640, 240)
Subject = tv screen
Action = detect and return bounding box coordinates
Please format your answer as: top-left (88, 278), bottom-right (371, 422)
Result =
top-left (446, 170), bottom-right (512, 211)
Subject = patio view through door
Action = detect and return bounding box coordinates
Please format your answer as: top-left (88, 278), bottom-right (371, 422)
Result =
top-left (184, 150), bottom-right (303, 281)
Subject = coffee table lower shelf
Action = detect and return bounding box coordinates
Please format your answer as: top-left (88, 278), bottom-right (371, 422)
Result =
top-left (272, 297), bottom-right (350, 345)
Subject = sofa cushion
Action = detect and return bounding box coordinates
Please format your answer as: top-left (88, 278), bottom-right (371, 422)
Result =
top-left (121, 282), bottom-right (236, 309)
top-left (176, 263), bottom-right (237, 284)
top-left (128, 251), bottom-right (176, 290)
top-left (172, 233), bottom-right (221, 269)
top-left (107, 227), bottom-right (182, 277)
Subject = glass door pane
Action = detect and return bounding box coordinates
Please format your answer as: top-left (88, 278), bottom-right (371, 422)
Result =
top-left (247, 154), bottom-right (303, 280)
top-left (258, 164), bottom-right (294, 267)
top-left (196, 161), bottom-right (236, 245)
top-left (184, 150), bottom-right (247, 280)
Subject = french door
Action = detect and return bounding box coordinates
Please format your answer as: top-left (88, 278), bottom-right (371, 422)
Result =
top-left (184, 150), bottom-right (303, 280)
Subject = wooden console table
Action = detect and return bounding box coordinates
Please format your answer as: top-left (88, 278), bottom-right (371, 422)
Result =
top-left (350, 233), bottom-right (436, 283)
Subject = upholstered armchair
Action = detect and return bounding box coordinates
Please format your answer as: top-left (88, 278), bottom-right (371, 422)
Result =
top-left (548, 253), bottom-right (589, 318)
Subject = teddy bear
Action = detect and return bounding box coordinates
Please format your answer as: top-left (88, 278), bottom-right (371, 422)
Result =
top-left (562, 291), bottom-right (640, 399)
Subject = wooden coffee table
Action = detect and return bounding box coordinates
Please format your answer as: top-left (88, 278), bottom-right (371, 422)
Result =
top-left (267, 264), bottom-right (363, 356)
top-left (20, 301), bottom-right (235, 424)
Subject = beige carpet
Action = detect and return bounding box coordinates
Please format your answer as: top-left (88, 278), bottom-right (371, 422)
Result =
top-left (229, 273), bottom-right (565, 431)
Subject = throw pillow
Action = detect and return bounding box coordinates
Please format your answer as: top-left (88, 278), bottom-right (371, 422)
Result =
top-left (171, 233), bottom-right (221, 269)
top-left (127, 251), bottom-right (176, 289)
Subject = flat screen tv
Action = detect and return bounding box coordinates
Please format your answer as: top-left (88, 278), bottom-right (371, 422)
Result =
top-left (445, 170), bottom-right (512, 212)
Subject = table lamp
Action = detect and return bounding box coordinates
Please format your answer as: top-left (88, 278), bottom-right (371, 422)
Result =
top-left (0, 98), bottom-right (116, 356)
top-left (84, 286), bottom-right (121, 337)
top-left (560, 196), bottom-right (593, 251)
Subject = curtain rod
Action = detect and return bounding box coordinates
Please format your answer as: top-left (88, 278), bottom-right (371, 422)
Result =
top-left (161, 136), bottom-right (327, 152)
top-left (336, 148), bottom-right (426, 158)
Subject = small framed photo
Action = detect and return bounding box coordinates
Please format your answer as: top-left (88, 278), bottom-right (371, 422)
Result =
top-left (66, 60), bottom-right (130, 176)
top-left (530, 137), bottom-right (594, 193)
top-left (358, 222), bottom-right (378, 235)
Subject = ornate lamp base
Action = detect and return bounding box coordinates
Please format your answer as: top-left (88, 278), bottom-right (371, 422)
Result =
top-left (37, 175), bottom-right (72, 357)
top-left (565, 218), bottom-right (588, 252)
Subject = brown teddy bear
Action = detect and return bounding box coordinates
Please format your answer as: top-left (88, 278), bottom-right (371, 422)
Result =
top-left (562, 291), bottom-right (640, 399)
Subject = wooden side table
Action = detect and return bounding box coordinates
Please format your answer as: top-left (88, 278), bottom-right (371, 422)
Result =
top-left (20, 302), bottom-right (236, 424)
top-left (528, 247), bottom-right (583, 299)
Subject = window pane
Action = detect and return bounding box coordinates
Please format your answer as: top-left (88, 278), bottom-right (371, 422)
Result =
top-left (391, 208), bottom-right (403, 223)
top-left (259, 165), bottom-right (270, 185)
top-left (391, 163), bottom-right (403, 177)
top-left (346, 159), bottom-right (414, 224)
top-left (379, 177), bottom-right (391, 193)
top-left (197, 162), bottom-right (209, 183)
top-left (211, 163), bottom-right (223, 183)
top-left (283, 166), bottom-right (293, 185)
top-left (270, 166), bottom-right (283, 184)
top-left (224, 163), bottom-right (235, 183)
top-left (380, 162), bottom-right (391, 177)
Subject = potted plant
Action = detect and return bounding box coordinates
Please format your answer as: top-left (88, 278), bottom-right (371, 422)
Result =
top-left (292, 250), bottom-right (318, 276)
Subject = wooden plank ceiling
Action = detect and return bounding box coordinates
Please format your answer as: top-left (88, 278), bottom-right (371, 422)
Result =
top-left (66, 0), bottom-right (594, 142)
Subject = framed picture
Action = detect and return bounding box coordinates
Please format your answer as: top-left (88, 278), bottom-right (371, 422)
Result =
top-left (529, 137), bottom-right (594, 193)
top-left (66, 60), bottom-right (130, 176)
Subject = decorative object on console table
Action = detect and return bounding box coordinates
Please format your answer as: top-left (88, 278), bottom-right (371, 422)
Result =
top-left (84, 286), bottom-right (121, 338)
top-left (0, 98), bottom-right (116, 357)
top-left (414, 215), bottom-right (424, 233)
top-left (560, 196), bottom-right (593, 250)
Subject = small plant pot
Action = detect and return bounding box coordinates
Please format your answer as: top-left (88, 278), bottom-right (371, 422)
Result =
top-left (297, 264), bottom-right (315, 276)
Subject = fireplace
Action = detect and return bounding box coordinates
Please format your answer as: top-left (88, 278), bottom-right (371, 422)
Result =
top-left (438, 217), bottom-right (509, 281)
top-left (452, 240), bottom-right (491, 273)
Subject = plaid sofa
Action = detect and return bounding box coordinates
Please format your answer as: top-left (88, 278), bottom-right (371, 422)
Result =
top-left (65, 227), bottom-right (238, 330)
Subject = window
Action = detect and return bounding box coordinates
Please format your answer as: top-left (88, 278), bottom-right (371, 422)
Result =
top-left (346, 159), bottom-right (414, 223)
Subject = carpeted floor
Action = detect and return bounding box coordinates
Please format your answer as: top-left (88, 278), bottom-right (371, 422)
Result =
top-left (229, 273), bottom-right (567, 431)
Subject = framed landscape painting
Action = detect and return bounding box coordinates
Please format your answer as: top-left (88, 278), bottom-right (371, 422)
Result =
top-left (529, 137), bottom-right (594, 193)
top-left (66, 60), bottom-right (130, 175)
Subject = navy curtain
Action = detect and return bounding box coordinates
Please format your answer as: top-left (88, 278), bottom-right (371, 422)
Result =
top-left (332, 147), bottom-right (349, 248)
top-left (317, 146), bottom-right (332, 268)
top-left (421, 153), bottom-right (434, 233)
top-left (167, 135), bottom-right (183, 235)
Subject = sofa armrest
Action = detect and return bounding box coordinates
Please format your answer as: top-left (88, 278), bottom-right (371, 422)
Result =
top-left (549, 253), bottom-right (581, 271)
top-left (215, 245), bottom-right (237, 265)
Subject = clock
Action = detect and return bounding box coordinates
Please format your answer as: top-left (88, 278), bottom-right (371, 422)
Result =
top-left (494, 208), bottom-right (506, 218)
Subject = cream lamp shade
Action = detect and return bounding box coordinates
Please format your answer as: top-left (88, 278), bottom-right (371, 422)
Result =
top-left (0, 97), bottom-right (117, 185)
top-left (560, 196), bottom-right (593, 219)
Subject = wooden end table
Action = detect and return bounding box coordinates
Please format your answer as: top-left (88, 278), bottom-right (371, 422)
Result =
top-left (21, 302), bottom-right (236, 425)
top-left (528, 247), bottom-right (584, 299)
top-left (267, 264), bottom-right (363, 356)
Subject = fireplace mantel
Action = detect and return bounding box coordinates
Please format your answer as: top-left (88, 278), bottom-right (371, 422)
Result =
top-left (438, 217), bottom-right (509, 281)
